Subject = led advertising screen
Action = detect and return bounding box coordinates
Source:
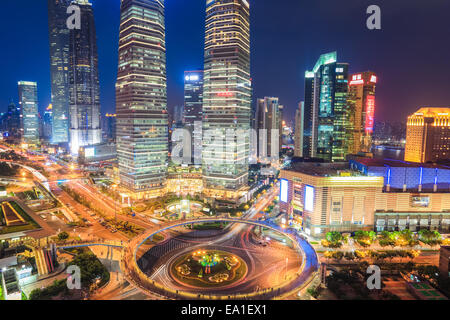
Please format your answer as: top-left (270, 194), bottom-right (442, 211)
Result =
top-left (280, 179), bottom-right (289, 203)
top-left (304, 185), bottom-right (315, 212)
top-left (365, 95), bottom-right (375, 133)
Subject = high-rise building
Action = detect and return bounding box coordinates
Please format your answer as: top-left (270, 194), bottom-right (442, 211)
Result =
top-left (405, 107), bottom-right (450, 163)
top-left (18, 81), bottom-right (40, 146)
top-left (68, 0), bottom-right (101, 154)
top-left (43, 104), bottom-right (53, 142)
top-left (116, 0), bottom-right (168, 199)
top-left (255, 97), bottom-right (281, 163)
top-left (279, 104), bottom-right (284, 152)
top-left (347, 72), bottom-right (377, 154)
top-left (294, 102), bottom-right (304, 157)
top-left (173, 105), bottom-right (184, 128)
top-left (47, 0), bottom-right (71, 145)
top-left (202, 0), bottom-right (252, 202)
top-left (103, 113), bottom-right (116, 143)
top-left (2, 101), bottom-right (21, 142)
top-left (184, 70), bottom-right (204, 164)
top-left (304, 52), bottom-right (349, 162)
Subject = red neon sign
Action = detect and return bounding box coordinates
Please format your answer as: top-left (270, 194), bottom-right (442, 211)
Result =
top-left (217, 91), bottom-right (234, 97)
top-left (349, 74), bottom-right (364, 86)
top-left (365, 95), bottom-right (375, 133)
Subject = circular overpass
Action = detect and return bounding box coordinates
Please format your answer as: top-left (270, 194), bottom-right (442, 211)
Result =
top-left (120, 217), bottom-right (319, 300)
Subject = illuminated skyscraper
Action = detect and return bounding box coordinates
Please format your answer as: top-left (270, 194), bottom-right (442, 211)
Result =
top-left (116, 0), bottom-right (168, 199)
top-left (202, 0), bottom-right (252, 202)
top-left (18, 81), bottom-right (40, 146)
top-left (68, 0), bottom-right (101, 154)
top-left (405, 107), bottom-right (450, 163)
top-left (347, 72), bottom-right (377, 155)
top-left (304, 52), bottom-right (349, 162)
top-left (47, 0), bottom-right (71, 144)
top-left (184, 70), bottom-right (203, 164)
top-left (256, 97), bottom-right (281, 163)
top-left (294, 102), bottom-right (304, 157)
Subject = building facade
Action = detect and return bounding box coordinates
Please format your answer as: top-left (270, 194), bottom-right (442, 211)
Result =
top-left (304, 52), bottom-right (349, 162)
top-left (183, 70), bottom-right (203, 164)
top-left (102, 113), bottom-right (116, 143)
top-left (18, 81), bottom-right (40, 146)
top-left (280, 158), bottom-right (450, 238)
top-left (405, 107), bottom-right (450, 163)
top-left (347, 72), bottom-right (377, 155)
top-left (47, 0), bottom-right (71, 145)
top-left (280, 162), bottom-right (384, 237)
top-left (255, 97), bottom-right (281, 163)
top-left (294, 102), bottom-right (304, 157)
top-left (68, 0), bottom-right (102, 154)
top-left (116, 0), bottom-right (168, 199)
top-left (202, 0), bottom-right (252, 202)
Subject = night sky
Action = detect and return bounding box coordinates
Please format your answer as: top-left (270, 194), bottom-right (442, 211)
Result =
top-left (1, 0), bottom-right (450, 124)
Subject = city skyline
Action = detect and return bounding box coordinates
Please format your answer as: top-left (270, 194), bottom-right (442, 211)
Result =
top-left (2, 0), bottom-right (450, 124)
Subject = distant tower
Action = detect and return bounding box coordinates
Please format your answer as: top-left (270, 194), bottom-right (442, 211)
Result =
top-left (304, 52), bottom-right (349, 162)
top-left (347, 72), bottom-right (377, 155)
top-left (47, 0), bottom-right (71, 145)
top-left (294, 102), bottom-right (304, 157)
top-left (184, 71), bottom-right (204, 164)
top-left (18, 81), bottom-right (40, 146)
top-left (68, 0), bottom-right (102, 154)
top-left (116, 0), bottom-right (168, 199)
top-left (256, 97), bottom-right (281, 163)
top-left (202, 0), bottom-right (252, 202)
top-left (405, 108), bottom-right (450, 163)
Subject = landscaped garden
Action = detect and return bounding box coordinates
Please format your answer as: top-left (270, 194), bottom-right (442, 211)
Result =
top-left (0, 201), bottom-right (40, 234)
top-left (171, 250), bottom-right (247, 288)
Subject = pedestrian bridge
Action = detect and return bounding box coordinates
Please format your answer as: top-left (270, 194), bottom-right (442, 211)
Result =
top-left (57, 239), bottom-right (125, 250)
top-left (120, 216), bottom-right (319, 300)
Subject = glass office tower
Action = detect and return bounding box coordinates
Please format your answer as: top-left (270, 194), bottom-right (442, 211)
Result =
top-left (116, 0), bottom-right (168, 199)
top-left (304, 52), bottom-right (349, 162)
top-left (18, 81), bottom-right (40, 146)
top-left (202, 0), bottom-right (252, 202)
top-left (68, 0), bottom-right (102, 155)
top-left (47, 0), bottom-right (71, 145)
top-left (184, 70), bottom-right (204, 164)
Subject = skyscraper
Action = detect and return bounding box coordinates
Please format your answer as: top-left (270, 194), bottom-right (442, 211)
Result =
top-left (47, 0), bottom-right (71, 145)
top-left (347, 72), bottom-right (377, 155)
top-left (184, 70), bottom-right (204, 164)
top-left (18, 81), bottom-right (40, 146)
top-left (294, 102), bottom-right (304, 157)
top-left (304, 52), bottom-right (349, 162)
top-left (3, 101), bottom-right (21, 142)
top-left (68, 0), bottom-right (101, 155)
top-left (202, 0), bottom-right (252, 202)
top-left (103, 113), bottom-right (116, 143)
top-left (43, 104), bottom-right (53, 142)
top-left (116, 0), bottom-right (168, 199)
top-left (405, 107), bottom-right (450, 163)
top-left (256, 97), bottom-right (281, 163)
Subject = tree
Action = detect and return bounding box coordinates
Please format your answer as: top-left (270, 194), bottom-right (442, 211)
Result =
top-left (58, 231), bottom-right (69, 241)
top-left (418, 230), bottom-right (442, 246)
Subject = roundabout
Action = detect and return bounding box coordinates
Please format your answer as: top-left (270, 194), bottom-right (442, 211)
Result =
top-left (120, 217), bottom-right (319, 300)
top-left (170, 250), bottom-right (247, 289)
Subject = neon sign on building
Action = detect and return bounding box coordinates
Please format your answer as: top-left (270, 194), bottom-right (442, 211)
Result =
top-left (365, 95), bottom-right (375, 132)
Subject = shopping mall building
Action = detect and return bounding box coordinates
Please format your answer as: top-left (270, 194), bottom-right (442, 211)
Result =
top-left (280, 158), bottom-right (450, 238)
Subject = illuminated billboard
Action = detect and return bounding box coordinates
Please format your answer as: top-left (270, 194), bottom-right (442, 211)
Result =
top-left (280, 179), bottom-right (289, 203)
top-left (304, 185), bottom-right (315, 212)
top-left (365, 95), bottom-right (375, 133)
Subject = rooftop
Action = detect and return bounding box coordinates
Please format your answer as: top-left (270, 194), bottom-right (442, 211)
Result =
top-left (284, 162), bottom-right (363, 177)
top-left (352, 157), bottom-right (450, 170)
